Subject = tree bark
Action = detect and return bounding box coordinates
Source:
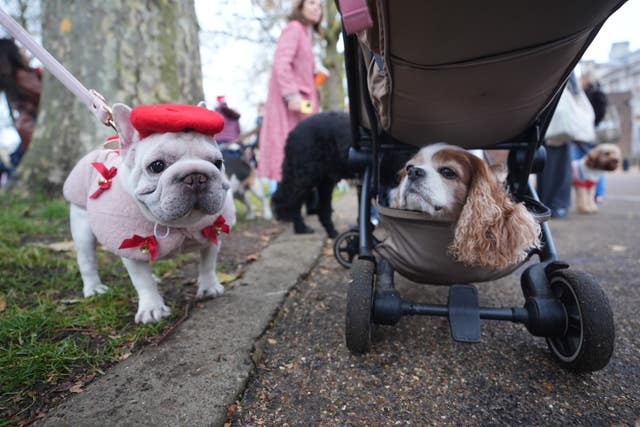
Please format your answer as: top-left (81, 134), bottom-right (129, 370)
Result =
top-left (320, 1), bottom-right (345, 112)
top-left (18, 0), bottom-right (203, 194)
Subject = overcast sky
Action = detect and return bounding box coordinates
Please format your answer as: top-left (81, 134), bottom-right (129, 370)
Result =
top-left (582, 0), bottom-right (640, 62)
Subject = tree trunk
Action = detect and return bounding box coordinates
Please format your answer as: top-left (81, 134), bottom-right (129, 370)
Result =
top-left (320, 1), bottom-right (345, 112)
top-left (17, 0), bottom-right (203, 194)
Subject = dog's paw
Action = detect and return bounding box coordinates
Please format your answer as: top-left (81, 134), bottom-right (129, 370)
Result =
top-left (196, 282), bottom-right (224, 299)
top-left (262, 209), bottom-right (273, 221)
top-left (83, 284), bottom-right (109, 297)
top-left (135, 300), bottom-right (171, 324)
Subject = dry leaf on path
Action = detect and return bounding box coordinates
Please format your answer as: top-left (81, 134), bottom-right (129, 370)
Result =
top-left (69, 383), bottom-right (84, 393)
top-left (218, 272), bottom-right (239, 284)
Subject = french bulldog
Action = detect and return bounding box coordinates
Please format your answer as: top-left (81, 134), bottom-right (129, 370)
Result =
top-left (63, 103), bottom-right (236, 323)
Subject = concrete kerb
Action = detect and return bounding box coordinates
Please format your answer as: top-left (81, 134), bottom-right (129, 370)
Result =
top-left (38, 217), bottom-right (330, 426)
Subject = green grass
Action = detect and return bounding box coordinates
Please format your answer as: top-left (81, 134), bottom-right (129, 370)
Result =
top-left (0, 191), bottom-right (260, 424)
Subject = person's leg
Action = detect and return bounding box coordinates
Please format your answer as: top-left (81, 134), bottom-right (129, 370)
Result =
top-left (595, 175), bottom-right (605, 200)
top-left (538, 143), bottom-right (572, 218)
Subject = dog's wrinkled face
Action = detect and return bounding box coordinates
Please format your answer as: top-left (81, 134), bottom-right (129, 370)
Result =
top-left (113, 104), bottom-right (230, 227)
top-left (585, 143), bottom-right (622, 172)
top-left (389, 144), bottom-right (473, 220)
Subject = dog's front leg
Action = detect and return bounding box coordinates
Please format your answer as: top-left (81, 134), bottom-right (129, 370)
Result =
top-left (317, 179), bottom-right (338, 238)
top-left (70, 204), bottom-right (109, 297)
top-left (121, 258), bottom-right (170, 323)
top-left (196, 243), bottom-right (224, 298)
top-left (249, 177), bottom-right (273, 220)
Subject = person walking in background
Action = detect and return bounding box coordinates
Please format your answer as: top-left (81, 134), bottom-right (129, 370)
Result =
top-left (256, 0), bottom-right (323, 195)
top-left (0, 38), bottom-right (41, 180)
top-left (214, 95), bottom-right (242, 156)
top-left (538, 73), bottom-right (595, 219)
top-left (575, 72), bottom-right (609, 202)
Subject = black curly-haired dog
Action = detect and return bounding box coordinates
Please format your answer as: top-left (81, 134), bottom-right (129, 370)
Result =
top-left (271, 111), bottom-right (354, 238)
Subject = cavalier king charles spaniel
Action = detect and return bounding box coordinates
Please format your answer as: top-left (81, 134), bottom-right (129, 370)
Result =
top-left (388, 143), bottom-right (540, 270)
top-left (572, 143), bottom-right (621, 214)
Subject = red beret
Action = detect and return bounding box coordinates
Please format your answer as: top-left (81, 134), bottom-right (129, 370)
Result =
top-left (130, 104), bottom-right (225, 139)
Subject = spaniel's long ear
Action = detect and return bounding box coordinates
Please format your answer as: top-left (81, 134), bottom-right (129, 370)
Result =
top-left (450, 154), bottom-right (540, 269)
top-left (388, 165), bottom-right (408, 208)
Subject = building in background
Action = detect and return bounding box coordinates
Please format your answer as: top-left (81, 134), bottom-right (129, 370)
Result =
top-left (581, 41), bottom-right (640, 166)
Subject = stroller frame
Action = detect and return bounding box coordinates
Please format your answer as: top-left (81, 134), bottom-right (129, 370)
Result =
top-left (334, 0), bottom-right (622, 372)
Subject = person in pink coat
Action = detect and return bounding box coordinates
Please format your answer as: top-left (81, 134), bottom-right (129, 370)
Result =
top-left (257, 0), bottom-right (323, 190)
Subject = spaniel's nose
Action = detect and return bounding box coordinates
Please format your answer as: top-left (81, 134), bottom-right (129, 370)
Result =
top-left (407, 165), bottom-right (426, 181)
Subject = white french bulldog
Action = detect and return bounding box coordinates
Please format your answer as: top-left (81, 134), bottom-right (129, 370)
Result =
top-left (63, 103), bottom-right (236, 323)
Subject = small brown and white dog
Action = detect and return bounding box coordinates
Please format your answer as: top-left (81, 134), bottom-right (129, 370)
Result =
top-left (223, 149), bottom-right (272, 220)
top-left (572, 143), bottom-right (621, 214)
top-left (388, 143), bottom-right (540, 270)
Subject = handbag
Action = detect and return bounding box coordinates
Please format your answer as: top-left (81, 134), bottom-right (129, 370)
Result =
top-left (595, 104), bottom-right (622, 144)
top-left (546, 87), bottom-right (596, 146)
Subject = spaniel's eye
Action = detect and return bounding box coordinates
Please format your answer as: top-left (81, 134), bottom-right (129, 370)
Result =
top-left (148, 160), bottom-right (166, 174)
top-left (213, 159), bottom-right (223, 170)
top-left (438, 167), bottom-right (457, 180)
top-left (405, 164), bottom-right (414, 173)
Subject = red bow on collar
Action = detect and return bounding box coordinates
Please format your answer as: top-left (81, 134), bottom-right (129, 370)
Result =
top-left (119, 234), bottom-right (158, 261)
top-left (89, 162), bottom-right (118, 199)
top-left (201, 215), bottom-right (230, 245)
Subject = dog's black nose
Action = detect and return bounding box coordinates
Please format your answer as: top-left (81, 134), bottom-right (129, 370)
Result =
top-left (407, 165), bottom-right (426, 181)
top-left (182, 173), bottom-right (208, 191)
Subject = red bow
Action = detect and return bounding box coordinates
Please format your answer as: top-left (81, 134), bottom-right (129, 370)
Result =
top-left (201, 215), bottom-right (230, 245)
top-left (89, 162), bottom-right (118, 199)
top-left (119, 235), bottom-right (158, 261)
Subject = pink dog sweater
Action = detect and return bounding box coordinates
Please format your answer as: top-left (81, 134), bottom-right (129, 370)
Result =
top-left (63, 148), bottom-right (231, 262)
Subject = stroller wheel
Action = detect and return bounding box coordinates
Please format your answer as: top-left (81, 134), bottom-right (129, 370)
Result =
top-left (346, 257), bottom-right (375, 354)
top-left (333, 229), bottom-right (359, 269)
top-left (545, 269), bottom-right (615, 372)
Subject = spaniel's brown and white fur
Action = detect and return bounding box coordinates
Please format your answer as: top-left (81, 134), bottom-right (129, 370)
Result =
top-left (389, 143), bottom-right (540, 270)
top-left (572, 143), bottom-right (621, 214)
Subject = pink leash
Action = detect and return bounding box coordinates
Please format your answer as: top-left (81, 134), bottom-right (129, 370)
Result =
top-left (0, 7), bottom-right (116, 131)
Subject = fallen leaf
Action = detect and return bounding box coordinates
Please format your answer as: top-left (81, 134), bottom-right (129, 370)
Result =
top-left (47, 241), bottom-right (77, 252)
top-left (260, 235), bottom-right (271, 242)
top-left (119, 352), bottom-right (132, 361)
top-left (69, 383), bottom-right (84, 393)
top-left (267, 338), bottom-right (277, 345)
top-left (0, 295), bottom-right (6, 312)
top-left (242, 231), bottom-right (258, 238)
top-left (246, 253), bottom-right (259, 262)
top-left (218, 272), bottom-right (239, 284)
top-left (323, 247), bottom-right (333, 256)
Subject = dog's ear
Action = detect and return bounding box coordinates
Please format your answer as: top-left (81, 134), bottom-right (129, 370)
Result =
top-left (388, 165), bottom-right (408, 208)
top-left (112, 103), bottom-right (136, 150)
top-left (450, 153), bottom-right (540, 270)
top-left (585, 148), bottom-right (600, 169)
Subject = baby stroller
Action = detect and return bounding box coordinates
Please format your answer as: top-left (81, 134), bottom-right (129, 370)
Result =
top-left (333, 0), bottom-right (626, 372)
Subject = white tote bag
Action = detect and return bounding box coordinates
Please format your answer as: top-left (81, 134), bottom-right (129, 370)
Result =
top-left (546, 87), bottom-right (596, 146)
